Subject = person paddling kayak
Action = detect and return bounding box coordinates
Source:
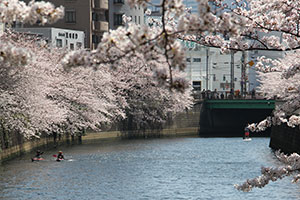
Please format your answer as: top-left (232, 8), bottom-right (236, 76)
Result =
top-left (56, 151), bottom-right (64, 162)
top-left (31, 150), bottom-right (44, 162)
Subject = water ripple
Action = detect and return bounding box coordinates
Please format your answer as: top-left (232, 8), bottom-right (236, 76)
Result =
top-left (0, 138), bottom-right (299, 200)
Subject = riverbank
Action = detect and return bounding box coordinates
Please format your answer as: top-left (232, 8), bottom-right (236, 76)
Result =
top-left (0, 127), bottom-right (199, 163)
top-left (1, 102), bottom-right (201, 163)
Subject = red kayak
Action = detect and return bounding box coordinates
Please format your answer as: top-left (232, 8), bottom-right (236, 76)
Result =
top-left (31, 157), bottom-right (44, 162)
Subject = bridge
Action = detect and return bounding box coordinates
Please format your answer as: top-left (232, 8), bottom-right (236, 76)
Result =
top-left (199, 99), bottom-right (275, 137)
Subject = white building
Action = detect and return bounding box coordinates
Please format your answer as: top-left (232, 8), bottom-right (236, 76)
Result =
top-left (13, 27), bottom-right (85, 50)
top-left (109, 0), bottom-right (145, 30)
top-left (183, 41), bottom-right (246, 93)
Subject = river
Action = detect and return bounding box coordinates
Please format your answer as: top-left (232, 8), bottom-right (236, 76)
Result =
top-left (0, 137), bottom-right (299, 200)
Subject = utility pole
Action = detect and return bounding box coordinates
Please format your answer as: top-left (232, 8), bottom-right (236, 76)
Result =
top-left (206, 47), bottom-right (209, 90)
top-left (241, 51), bottom-right (246, 97)
top-left (230, 50), bottom-right (235, 95)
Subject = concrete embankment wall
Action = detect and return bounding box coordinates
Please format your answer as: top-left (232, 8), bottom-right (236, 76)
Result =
top-left (0, 103), bottom-right (201, 163)
top-left (269, 100), bottom-right (300, 154)
top-left (269, 124), bottom-right (300, 154)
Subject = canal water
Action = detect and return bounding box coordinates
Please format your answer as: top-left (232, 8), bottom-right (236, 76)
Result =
top-left (0, 137), bottom-right (299, 200)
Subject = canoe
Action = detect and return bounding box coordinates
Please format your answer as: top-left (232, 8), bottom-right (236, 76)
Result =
top-left (31, 157), bottom-right (44, 162)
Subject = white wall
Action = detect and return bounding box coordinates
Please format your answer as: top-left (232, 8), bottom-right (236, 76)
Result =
top-left (51, 28), bottom-right (85, 50)
top-left (109, 0), bottom-right (145, 30)
top-left (183, 41), bottom-right (245, 93)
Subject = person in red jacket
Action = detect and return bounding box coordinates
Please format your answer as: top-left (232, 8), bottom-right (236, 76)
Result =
top-left (244, 127), bottom-right (250, 139)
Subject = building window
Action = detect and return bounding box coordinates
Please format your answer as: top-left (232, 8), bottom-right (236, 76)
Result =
top-left (193, 58), bottom-right (201, 62)
top-left (223, 76), bottom-right (226, 81)
top-left (70, 43), bottom-right (74, 50)
top-left (114, 13), bottom-right (123, 25)
top-left (92, 12), bottom-right (98, 21)
top-left (76, 42), bottom-right (82, 49)
top-left (220, 83), bottom-right (230, 90)
top-left (92, 35), bottom-right (99, 44)
top-left (213, 74), bottom-right (216, 81)
top-left (192, 81), bottom-right (201, 90)
top-left (56, 39), bottom-right (62, 48)
top-left (65, 10), bottom-right (76, 23)
top-left (98, 13), bottom-right (106, 21)
top-left (113, 0), bottom-right (124, 3)
top-left (186, 58), bottom-right (191, 62)
top-left (134, 16), bottom-right (137, 23)
top-left (138, 16), bottom-right (141, 24)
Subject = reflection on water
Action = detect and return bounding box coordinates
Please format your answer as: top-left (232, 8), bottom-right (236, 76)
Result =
top-left (0, 137), bottom-right (299, 200)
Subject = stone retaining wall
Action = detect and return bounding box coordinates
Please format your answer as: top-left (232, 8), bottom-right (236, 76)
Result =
top-left (269, 124), bottom-right (300, 154)
top-left (0, 128), bottom-right (199, 163)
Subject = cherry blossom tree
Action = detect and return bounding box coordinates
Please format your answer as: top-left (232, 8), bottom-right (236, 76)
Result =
top-left (0, 31), bottom-right (128, 139)
top-left (61, 0), bottom-right (300, 126)
top-left (61, 0), bottom-right (300, 191)
top-left (0, 0), bottom-right (64, 65)
top-left (0, 0), bottom-right (193, 140)
top-left (0, 1), bottom-right (125, 139)
top-left (234, 49), bottom-right (300, 192)
top-left (4, 0), bottom-right (300, 190)
top-left (109, 54), bottom-right (193, 137)
top-left (49, 65), bottom-right (126, 135)
top-left (235, 150), bottom-right (300, 192)
top-left (0, 0), bottom-right (64, 148)
top-left (0, 31), bottom-right (68, 138)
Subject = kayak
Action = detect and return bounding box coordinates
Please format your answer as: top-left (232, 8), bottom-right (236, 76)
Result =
top-left (243, 138), bottom-right (252, 141)
top-left (31, 157), bottom-right (44, 162)
top-left (56, 158), bottom-right (64, 162)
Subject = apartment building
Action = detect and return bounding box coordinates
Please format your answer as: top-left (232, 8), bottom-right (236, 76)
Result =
top-left (109, 0), bottom-right (145, 30)
top-left (22, 0), bottom-right (109, 49)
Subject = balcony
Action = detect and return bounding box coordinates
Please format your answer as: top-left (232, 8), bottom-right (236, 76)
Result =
top-left (92, 0), bottom-right (108, 10)
top-left (93, 21), bottom-right (108, 32)
top-left (100, 21), bottom-right (108, 31)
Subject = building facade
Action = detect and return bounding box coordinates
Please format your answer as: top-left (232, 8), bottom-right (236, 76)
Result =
top-left (14, 27), bottom-right (85, 50)
top-left (22, 0), bottom-right (109, 49)
top-left (183, 41), bottom-right (245, 93)
top-left (109, 0), bottom-right (145, 30)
